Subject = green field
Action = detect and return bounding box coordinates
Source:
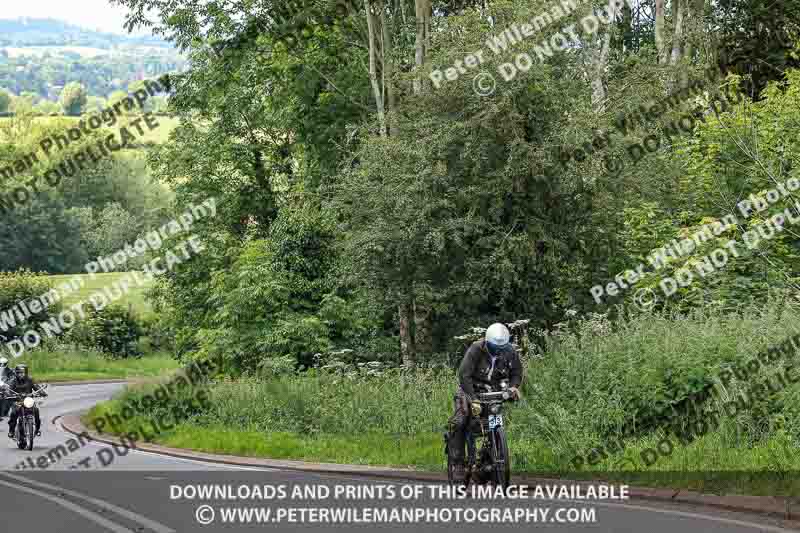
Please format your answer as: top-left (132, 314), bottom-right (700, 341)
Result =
top-left (0, 115), bottom-right (179, 145)
top-left (47, 272), bottom-right (155, 318)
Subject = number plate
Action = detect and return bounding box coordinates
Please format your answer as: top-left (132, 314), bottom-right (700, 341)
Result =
top-left (488, 415), bottom-right (503, 429)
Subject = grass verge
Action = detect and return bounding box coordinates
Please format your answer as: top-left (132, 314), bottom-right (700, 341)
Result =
top-left (23, 348), bottom-right (178, 382)
top-left (78, 410), bottom-right (800, 498)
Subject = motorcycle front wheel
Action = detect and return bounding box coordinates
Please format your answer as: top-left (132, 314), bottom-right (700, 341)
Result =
top-left (24, 418), bottom-right (34, 451)
top-left (16, 426), bottom-right (25, 450)
top-left (491, 427), bottom-right (511, 490)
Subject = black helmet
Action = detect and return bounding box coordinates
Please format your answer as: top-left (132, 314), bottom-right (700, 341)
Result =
top-left (14, 364), bottom-right (26, 376)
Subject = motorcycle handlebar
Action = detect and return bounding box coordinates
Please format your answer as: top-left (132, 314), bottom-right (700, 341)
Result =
top-left (4, 388), bottom-right (47, 399)
top-left (477, 391), bottom-right (515, 402)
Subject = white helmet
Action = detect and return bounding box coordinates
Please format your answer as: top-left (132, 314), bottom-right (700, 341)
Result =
top-left (0, 357), bottom-right (7, 367)
top-left (485, 323), bottom-right (510, 351)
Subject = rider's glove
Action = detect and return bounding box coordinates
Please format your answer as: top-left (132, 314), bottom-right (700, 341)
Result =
top-left (508, 387), bottom-right (521, 400)
top-left (470, 401), bottom-right (482, 417)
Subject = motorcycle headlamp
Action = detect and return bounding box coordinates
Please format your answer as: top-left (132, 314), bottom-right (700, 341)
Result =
top-left (489, 404), bottom-right (500, 414)
top-left (23, 397), bottom-right (34, 409)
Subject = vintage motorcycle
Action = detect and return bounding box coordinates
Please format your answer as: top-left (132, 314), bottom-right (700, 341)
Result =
top-left (5, 385), bottom-right (48, 451)
top-left (445, 381), bottom-right (517, 490)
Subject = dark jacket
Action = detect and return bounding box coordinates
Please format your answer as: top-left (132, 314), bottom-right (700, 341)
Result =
top-left (8, 375), bottom-right (40, 396)
top-left (458, 340), bottom-right (523, 399)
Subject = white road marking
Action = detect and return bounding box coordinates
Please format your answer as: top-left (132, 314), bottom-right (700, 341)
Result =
top-left (0, 472), bottom-right (176, 533)
top-left (0, 478), bottom-right (134, 533)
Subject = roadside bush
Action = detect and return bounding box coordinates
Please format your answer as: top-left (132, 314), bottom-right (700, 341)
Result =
top-left (139, 314), bottom-right (174, 352)
top-left (0, 270), bottom-right (61, 340)
top-left (66, 304), bottom-right (143, 357)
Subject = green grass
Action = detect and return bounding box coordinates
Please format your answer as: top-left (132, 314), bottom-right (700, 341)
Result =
top-left (47, 272), bottom-right (154, 317)
top-left (22, 348), bottom-right (179, 382)
top-left (83, 414), bottom-right (444, 471)
top-left (162, 427), bottom-right (444, 469)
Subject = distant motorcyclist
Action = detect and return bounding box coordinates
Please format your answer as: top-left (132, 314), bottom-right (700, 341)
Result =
top-left (447, 323), bottom-right (523, 481)
top-left (0, 357), bottom-right (12, 419)
top-left (7, 364), bottom-right (46, 438)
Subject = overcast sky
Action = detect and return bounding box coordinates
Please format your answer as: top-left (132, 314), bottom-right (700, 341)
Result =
top-left (1, 0), bottom-right (134, 35)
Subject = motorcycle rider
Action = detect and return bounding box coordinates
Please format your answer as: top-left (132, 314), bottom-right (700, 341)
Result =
top-left (447, 323), bottom-right (523, 481)
top-left (0, 358), bottom-right (13, 419)
top-left (7, 364), bottom-right (46, 438)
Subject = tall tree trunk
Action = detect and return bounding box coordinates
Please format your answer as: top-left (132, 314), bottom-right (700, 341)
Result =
top-left (413, 299), bottom-right (431, 358)
top-left (364, 0), bottom-right (387, 135)
top-left (685, 0), bottom-right (705, 60)
top-left (620, 2), bottom-right (633, 53)
top-left (413, 0), bottom-right (430, 94)
top-left (591, 33), bottom-right (611, 113)
top-left (424, 0), bottom-right (431, 57)
top-left (655, 0), bottom-right (667, 63)
top-left (399, 299), bottom-right (415, 367)
top-left (670, 0), bottom-right (685, 64)
top-left (379, 0), bottom-right (396, 113)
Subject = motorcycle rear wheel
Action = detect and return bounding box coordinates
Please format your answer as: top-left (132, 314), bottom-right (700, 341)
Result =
top-left (445, 433), bottom-right (470, 488)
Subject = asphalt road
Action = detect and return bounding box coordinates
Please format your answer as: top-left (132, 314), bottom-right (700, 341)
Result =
top-left (0, 382), bottom-right (797, 532)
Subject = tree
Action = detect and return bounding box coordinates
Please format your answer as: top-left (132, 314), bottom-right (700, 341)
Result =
top-left (59, 82), bottom-right (88, 116)
top-left (0, 195), bottom-right (89, 274)
top-left (78, 203), bottom-right (142, 265)
top-left (105, 0), bottom-right (800, 374)
top-left (0, 89), bottom-right (10, 113)
top-left (35, 100), bottom-right (61, 115)
top-left (712, 0), bottom-right (800, 98)
top-left (9, 93), bottom-right (34, 115)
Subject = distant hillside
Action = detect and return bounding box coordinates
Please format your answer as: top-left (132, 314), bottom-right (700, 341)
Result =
top-left (0, 17), bottom-right (169, 48)
top-left (0, 18), bottom-right (187, 101)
